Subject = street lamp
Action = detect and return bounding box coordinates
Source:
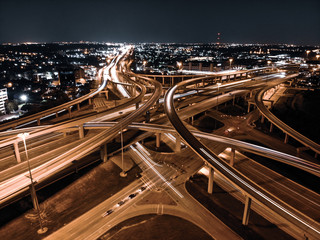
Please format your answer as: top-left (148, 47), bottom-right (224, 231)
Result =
top-left (229, 58), bottom-right (233, 69)
top-left (17, 133), bottom-right (48, 234)
top-left (143, 60), bottom-right (147, 67)
top-left (20, 94), bottom-right (28, 103)
top-left (119, 112), bottom-right (127, 177)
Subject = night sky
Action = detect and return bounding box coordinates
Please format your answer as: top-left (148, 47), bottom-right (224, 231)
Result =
top-left (0, 0), bottom-right (319, 45)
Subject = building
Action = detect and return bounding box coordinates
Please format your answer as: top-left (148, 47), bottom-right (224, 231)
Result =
top-left (0, 88), bottom-right (8, 114)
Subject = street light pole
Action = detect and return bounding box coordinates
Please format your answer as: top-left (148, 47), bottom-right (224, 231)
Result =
top-left (229, 58), bottom-right (233, 69)
top-left (119, 112), bottom-right (127, 177)
top-left (18, 133), bottom-right (48, 234)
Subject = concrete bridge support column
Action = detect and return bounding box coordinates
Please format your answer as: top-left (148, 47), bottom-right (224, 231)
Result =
top-left (101, 144), bottom-right (108, 163)
top-left (284, 133), bottom-right (289, 144)
top-left (14, 141), bottom-right (21, 163)
top-left (37, 118), bottom-right (41, 126)
top-left (199, 63), bottom-right (202, 71)
top-left (156, 133), bottom-right (161, 148)
top-left (105, 90), bottom-right (109, 100)
top-left (247, 103), bottom-right (251, 113)
top-left (68, 107), bottom-right (72, 118)
top-left (175, 134), bottom-right (181, 153)
top-left (208, 167), bottom-right (214, 194)
top-left (89, 98), bottom-right (92, 105)
top-left (242, 196), bottom-right (252, 225)
top-left (56, 112), bottom-right (59, 118)
top-left (230, 148), bottom-right (235, 166)
top-left (261, 115), bottom-right (265, 123)
top-left (269, 123), bottom-right (273, 133)
top-left (210, 63), bottom-right (213, 72)
top-left (77, 103), bottom-right (80, 111)
top-left (296, 147), bottom-right (309, 157)
top-left (79, 124), bottom-right (84, 139)
top-left (233, 95), bottom-right (235, 106)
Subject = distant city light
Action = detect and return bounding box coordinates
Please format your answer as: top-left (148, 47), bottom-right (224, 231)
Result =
top-left (20, 94), bottom-right (28, 102)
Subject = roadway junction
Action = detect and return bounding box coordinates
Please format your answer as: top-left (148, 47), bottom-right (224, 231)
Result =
top-left (0, 47), bottom-right (319, 239)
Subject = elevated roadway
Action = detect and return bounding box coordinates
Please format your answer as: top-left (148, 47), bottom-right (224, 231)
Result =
top-left (164, 72), bottom-right (320, 239)
top-left (255, 81), bottom-right (320, 155)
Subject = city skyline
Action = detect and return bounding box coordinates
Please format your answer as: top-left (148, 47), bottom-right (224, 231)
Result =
top-left (0, 0), bottom-right (319, 45)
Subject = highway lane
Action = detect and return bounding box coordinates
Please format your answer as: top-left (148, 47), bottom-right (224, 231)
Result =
top-left (255, 80), bottom-right (320, 155)
top-left (164, 72), bottom-right (320, 239)
top-left (0, 51), bottom-right (162, 206)
top-left (219, 149), bottom-right (320, 221)
top-left (81, 122), bottom-right (320, 177)
top-left (45, 140), bottom-right (241, 240)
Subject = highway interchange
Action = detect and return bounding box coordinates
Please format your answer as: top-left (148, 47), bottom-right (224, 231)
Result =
top-left (0, 47), bottom-right (319, 239)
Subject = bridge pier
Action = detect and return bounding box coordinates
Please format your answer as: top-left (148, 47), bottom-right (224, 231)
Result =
top-left (89, 98), bottom-right (92, 105)
top-left (105, 90), bottom-right (109, 100)
top-left (77, 103), bottom-right (80, 111)
top-left (210, 63), bottom-right (213, 72)
top-left (284, 133), bottom-right (289, 144)
top-left (14, 141), bottom-right (21, 163)
top-left (156, 133), bottom-right (161, 148)
top-left (79, 124), bottom-right (84, 139)
top-left (175, 134), bottom-right (181, 152)
top-left (208, 167), bottom-right (214, 194)
top-left (37, 118), bottom-right (41, 126)
top-left (68, 107), bottom-right (72, 118)
top-left (55, 112), bottom-right (58, 118)
top-left (101, 144), bottom-right (108, 162)
top-left (261, 115), bottom-right (265, 123)
top-left (242, 196), bottom-right (252, 225)
top-left (269, 123), bottom-right (273, 132)
top-left (230, 148), bottom-right (235, 166)
top-left (296, 146), bottom-right (310, 157)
